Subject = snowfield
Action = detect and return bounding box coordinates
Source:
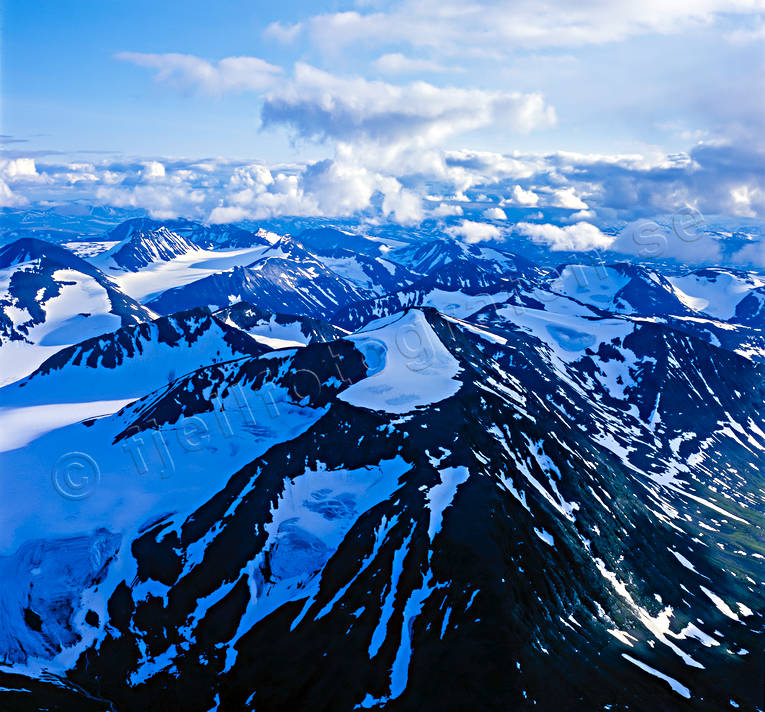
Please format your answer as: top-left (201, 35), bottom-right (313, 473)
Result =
top-left (340, 310), bottom-right (462, 413)
top-left (667, 271), bottom-right (764, 320)
top-left (101, 245), bottom-right (272, 302)
top-left (0, 266), bottom-right (124, 386)
top-left (0, 399), bottom-right (135, 452)
top-left (0, 221), bottom-right (762, 711)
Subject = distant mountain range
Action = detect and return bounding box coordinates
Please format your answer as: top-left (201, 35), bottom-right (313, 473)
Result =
top-left (0, 217), bottom-right (762, 711)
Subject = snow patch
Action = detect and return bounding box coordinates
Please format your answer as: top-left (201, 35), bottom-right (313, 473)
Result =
top-left (339, 310), bottom-right (461, 414)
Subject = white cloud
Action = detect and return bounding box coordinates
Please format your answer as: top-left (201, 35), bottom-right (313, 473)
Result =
top-left (569, 209), bottom-right (596, 221)
top-left (301, 159), bottom-right (377, 215)
top-left (729, 184), bottom-right (763, 217)
top-left (446, 219), bottom-right (502, 244)
top-left (142, 161), bottom-right (166, 179)
top-left (208, 205), bottom-right (251, 224)
top-left (431, 203), bottom-right (463, 217)
top-left (263, 21), bottom-right (303, 43)
top-left (283, 1), bottom-right (764, 56)
top-left (95, 182), bottom-right (206, 220)
top-left (5, 139), bottom-right (764, 239)
top-left (730, 241), bottom-right (765, 267)
top-left (116, 52), bottom-right (283, 94)
top-left (609, 219), bottom-right (723, 262)
top-left (207, 156), bottom-right (424, 224)
top-left (516, 221), bottom-right (612, 251)
top-left (483, 206), bottom-right (507, 220)
top-left (546, 142), bottom-right (765, 220)
top-left (373, 53), bottom-right (453, 74)
top-left (510, 185), bottom-right (539, 205)
top-left (0, 179), bottom-right (27, 208)
top-left (261, 63), bottom-right (556, 148)
top-left (1, 158), bottom-right (37, 178)
top-left (117, 54), bottom-right (556, 153)
top-left (227, 164), bottom-right (274, 191)
top-left (551, 186), bottom-right (588, 210)
top-left (379, 177), bottom-right (424, 224)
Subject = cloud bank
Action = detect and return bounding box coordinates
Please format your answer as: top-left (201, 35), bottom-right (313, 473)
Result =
top-left (4, 141), bottom-right (764, 228)
top-left (517, 221), bottom-right (612, 251)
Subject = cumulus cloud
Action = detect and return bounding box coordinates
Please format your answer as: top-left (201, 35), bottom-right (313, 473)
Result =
top-left (445, 150), bottom-right (543, 180)
top-left (205, 155), bottom-right (424, 224)
top-left (301, 159), bottom-right (377, 215)
top-left (95, 183), bottom-right (205, 220)
top-left (431, 202), bottom-right (463, 217)
top-left (207, 205), bottom-right (251, 224)
top-left (551, 186), bottom-right (588, 210)
top-left (569, 209), bottom-right (595, 220)
top-left (379, 177), bottom-right (424, 224)
top-left (446, 220), bottom-right (502, 244)
top-left (483, 206), bottom-right (507, 220)
top-left (544, 142), bottom-right (765, 220)
top-left (0, 153), bottom-right (417, 224)
top-left (141, 161), bottom-right (166, 180)
top-left (729, 183), bottom-right (763, 218)
top-left (517, 221), bottom-right (613, 251)
top-left (4, 136), bottom-right (764, 258)
top-left (116, 52), bottom-right (283, 94)
top-left (261, 63), bottom-right (556, 148)
top-left (208, 164), bottom-right (310, 222)
top-left (1, 158), bottom-right (37, 177)
top-left (510, 185), bottom-right (539, 206)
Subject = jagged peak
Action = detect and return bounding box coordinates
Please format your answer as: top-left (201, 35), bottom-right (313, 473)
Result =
top-left (105, 225), bottom-right (201, 271)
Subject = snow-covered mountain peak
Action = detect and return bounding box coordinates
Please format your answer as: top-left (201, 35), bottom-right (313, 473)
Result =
top-left (104, 217), bottom-right (273, 251)
top-left (0, 237), bottom-right (87, 271)
top-left (339, 308), bottom-right (462, 414)
top-left (667, 268), bottom-right (765, 321)
top-left (0, 238), bottom-right (155, 385)
top-left (102, 225), bottom-right (202, 272)
top-left (1, 216), bottom-right (763, 710)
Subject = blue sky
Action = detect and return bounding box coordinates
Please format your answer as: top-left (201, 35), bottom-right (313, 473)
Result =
top-left (4, 0), bottom-right (763, 158)
top-left (2, 0), bottom-right (316, 160)
top-left (1, 0), bottom-right (764, 262)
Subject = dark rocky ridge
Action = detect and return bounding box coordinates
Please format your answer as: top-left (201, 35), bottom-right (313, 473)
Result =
top-left (49, 309), bottom-right (764, 712)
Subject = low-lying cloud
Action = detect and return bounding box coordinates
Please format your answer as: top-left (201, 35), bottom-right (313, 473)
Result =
top-left (516, 221), bottom-right (612, 251)
top-left (3, 141), bottom-right (763, 268)
top-left (446, 220), bottom-right (503, 244)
